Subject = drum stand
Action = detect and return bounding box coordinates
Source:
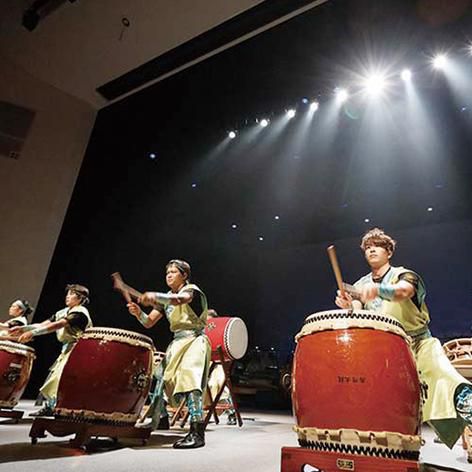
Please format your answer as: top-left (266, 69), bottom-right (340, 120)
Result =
top-left (203, 346), bottom-right (242, 428)
top-left (0, 408), bottom-right (24, 423)
top-left (29, 417), bottom-right (152, 449)
top-left (280, 447), bottom-right (420, 471)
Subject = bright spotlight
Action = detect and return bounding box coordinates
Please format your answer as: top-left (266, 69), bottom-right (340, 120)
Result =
top-left (260, 119), bottom-right (269, 128)
top-left (401, 69), bottom-right (412, 81)
top-left (286, 109), bottom-right (296, 119)
top-left (228, 131), bottom-right (236, 139)
top-left (433, 54), bottom-right (447, 69)
top-left (310, 101), bottom-right (319, 112)
top-left (335, 88), bottom-right (349, 103)
top-left (364, 73), bottom-right (386, 96)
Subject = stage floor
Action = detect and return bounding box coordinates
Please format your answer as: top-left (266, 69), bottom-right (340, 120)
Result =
top-left (0, 401), bottom-right (470, 472)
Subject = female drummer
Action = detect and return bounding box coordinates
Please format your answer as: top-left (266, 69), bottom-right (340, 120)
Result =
top-left (128, 259), bottom-right (210, 449)
top-left (0, 299), bottom-right (33, 335)
top-left (10, 284), bottom-right (92, 416)
top-left (335, 228), bottom-right (472, 451)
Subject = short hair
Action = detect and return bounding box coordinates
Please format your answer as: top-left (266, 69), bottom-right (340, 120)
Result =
top-left (66, 284), bottom-right (90, 305)
top-left (360, 228), bottom-right (396, 254)
top-left (166, 259), bottom-right (191, 280)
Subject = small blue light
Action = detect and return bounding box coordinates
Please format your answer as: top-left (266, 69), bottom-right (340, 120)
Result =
top-left (302, 98), bottom-right (309, 104)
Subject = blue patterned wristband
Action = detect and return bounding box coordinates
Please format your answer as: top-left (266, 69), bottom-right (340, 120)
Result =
top-left (378, 283), bottom-right (396, 301)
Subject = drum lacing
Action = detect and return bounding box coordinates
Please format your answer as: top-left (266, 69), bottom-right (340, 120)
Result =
top-left (83, 328), bottom-right (154, 347)
top-left (0, 340), bottom-right (35, 354)
top-left (54, 411), bottom-right (136, 427)
top-left (303, 312), bottom-right (404, 331)
top-left (298, 438), bottom-right (419, 461)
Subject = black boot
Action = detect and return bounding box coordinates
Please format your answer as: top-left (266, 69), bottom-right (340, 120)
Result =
top-left (173, 421), bottom-right (205, 449)
top-left (157, 415), bottom-right (170, 430)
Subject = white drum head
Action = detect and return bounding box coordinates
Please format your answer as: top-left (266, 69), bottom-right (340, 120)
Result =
top-left (225, 317), bottom-right (248, 360)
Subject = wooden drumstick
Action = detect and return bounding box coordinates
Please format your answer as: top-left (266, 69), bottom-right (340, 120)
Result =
top-left (327, 245), bottom-right (346, 298)
top-left (111, 272), bottom-right (143, 303)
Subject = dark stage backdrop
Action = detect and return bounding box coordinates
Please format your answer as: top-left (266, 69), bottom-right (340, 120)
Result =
top-left (23, 0), bottom-right (472, 395)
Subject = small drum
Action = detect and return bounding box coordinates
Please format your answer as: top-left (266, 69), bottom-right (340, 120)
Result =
top-left (443, 338), bottom-right (472, 380)
top-left (205, 317), bottom-right (248, 362)
top-left (55, 327), bottom-right (154, 424)
top-left (292, 310), bottom-right (422, 459)
top-left (0, 340), bottom-right (35, 409)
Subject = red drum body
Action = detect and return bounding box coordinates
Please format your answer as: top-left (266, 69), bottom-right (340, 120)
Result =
top-left (0, 340), bottom-right (35, 409)
top-left (55, 327), bottom-right (154, 424)
top-left (205, 317), bottom-right (248, 362)
top-left (292, 310), bottom-right (422, 458)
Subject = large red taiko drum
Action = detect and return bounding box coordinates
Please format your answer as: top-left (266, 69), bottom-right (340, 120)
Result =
top-left (292, 310), bottom-right (422, 459)
top-left (55, 327), bottom-right (154, 424)
top-left (205, 317), bottom-right (248, 362)
top-left (0, 340), bottom-right (35, 409)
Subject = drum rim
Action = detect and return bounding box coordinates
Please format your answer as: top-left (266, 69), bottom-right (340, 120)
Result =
top-left (223, 317), bottom-right (248, 360)
top-left (0, 340), bottom-right (36, 354)
top-left (82, 327), bottom-right (154, 346)
top-left (297, 309), bottom-right (408, 342)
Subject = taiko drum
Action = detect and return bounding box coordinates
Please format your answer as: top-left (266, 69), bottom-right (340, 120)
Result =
top-left (292, 310), bottom-right (421, 436)
top-left (0, 340), bottom-right (35, 409)
top-left (205, 317), bottom-right (248, 362)
top-left (55, 327), bottom-right (154, 424)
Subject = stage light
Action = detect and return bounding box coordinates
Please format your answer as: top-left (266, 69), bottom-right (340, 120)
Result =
top-left (364, 218), bottom-right (370, 223)
top-left (310, 101), bottom-right (319, 112)
top-left (228, 131), bottom-right (236, 139)
top-left (191, 183), bottom-right (197, 188)
top-left (302, 98), bottom-right (309, 104)
top-left (433, 54), bottom-right (447, 69)
top-left (427, 207), bottom-right (433, 212)
top-left (401, 69), bottom-right (412, 81)
top-left (258, 236), bottom-right (264, 241)
top-left (149, 152), bottom-right (157, 159)
top-left (231, 224), bottom-right (238, 229)
top-left (335, 88), bottom-right (349, 103)
top-left (260, 119), bottom-right (269, 128)
top-left (363, 73), bottom-right (386, 96)
top-left (286, 109), bottom-right (296, 119)
top-left (274, 215), bottom-right (280, 220)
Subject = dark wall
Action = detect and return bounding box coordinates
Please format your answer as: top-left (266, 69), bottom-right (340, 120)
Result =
top-left (24, 0), bottom-right (472, 395)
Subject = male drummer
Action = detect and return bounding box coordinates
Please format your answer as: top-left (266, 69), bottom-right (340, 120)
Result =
top-left (335, 228), bottom-right (472, 450)
top-left (10, 284), bottom-right (92, 416)
top-left (0, 300), bottom-right (33, 336)
top-left (128, 259), bottom-right (210, 449)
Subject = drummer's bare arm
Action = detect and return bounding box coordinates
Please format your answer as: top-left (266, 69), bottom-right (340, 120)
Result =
top-left (139, 290), bottom-right (193, 307)
top-left (360, 280), bottom-right (416, 303)
top-left (127, 302), bottom-right (163, 328)
top-left (16, 319), bottom-right (67, 343)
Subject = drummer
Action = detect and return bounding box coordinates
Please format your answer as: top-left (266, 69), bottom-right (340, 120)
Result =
top-left (0, 299), bottom-right (34, 335)
top-left (9, 284), bottom-right (92, 416)
top-left (335, 227), bottom-right (472, 449)
top-left (127, 259), bottom-right (210, 449)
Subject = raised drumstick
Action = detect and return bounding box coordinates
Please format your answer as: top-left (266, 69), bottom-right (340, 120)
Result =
top-left (327, 245), bottom-right (346, 298)
top-left (111, 272), bottom-right (143, 303)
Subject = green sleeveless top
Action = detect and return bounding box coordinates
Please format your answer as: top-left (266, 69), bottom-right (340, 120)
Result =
top-left (354, 266), bottom-right (430, 334)
top-left (164, 283), bottom-right (208, 333)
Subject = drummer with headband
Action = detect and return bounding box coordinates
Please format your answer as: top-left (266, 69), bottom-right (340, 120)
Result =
top-left (127, 259), bottom-right (210, 449)
top-left (0, 299), bottom-right (34, 336)
top-left (335, 228), bottom-right (472, 451)
top-left (10, 284), bottom-right (92, 416)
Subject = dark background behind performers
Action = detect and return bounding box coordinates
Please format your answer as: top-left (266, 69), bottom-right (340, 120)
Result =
top-left (23, 0), bottom-right (472, 396)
